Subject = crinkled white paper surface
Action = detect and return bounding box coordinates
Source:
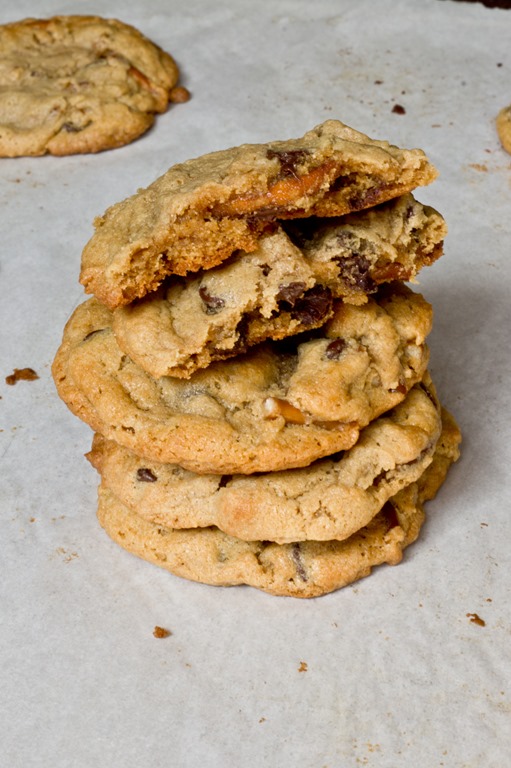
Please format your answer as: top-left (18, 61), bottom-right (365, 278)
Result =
top-left (1, 1), bottom-right (511, 766)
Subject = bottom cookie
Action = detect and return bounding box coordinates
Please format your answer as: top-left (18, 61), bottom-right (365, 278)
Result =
top-left (96, 408), bottom-right (460, 598)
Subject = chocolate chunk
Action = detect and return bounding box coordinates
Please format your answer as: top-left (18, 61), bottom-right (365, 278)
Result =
top-left (137, 467), bottom-right (158, 482)
top-left (199, 286), bottom-right (225, 314)
top-left (337, 253), bottom-right (375, 292)
top-left (291, 543), bottom-right (308, 581)
top-left (267, 148), bottom-right (310, 177)
top-left (276, 281), bottom-right (307, 307)
top-left (347, 185), bottom-right (386, 211)
top-left (291, 286), bottom-right (332, 325)
top-left (62, 122), bottom-right (82, 133)
top-left (325, 338), bottom-right (347, 360)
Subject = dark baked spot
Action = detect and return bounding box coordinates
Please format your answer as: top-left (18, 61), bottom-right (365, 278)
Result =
top-left (291, 543), bottom-right (308, 581)
top-left (136, 467), bottom-right (158, 482)
top-left (5, 367), bottom-right (39, 385)
top-left (291, 285), bottom-right (332, 326)
top-left (325, 338), bottom-right (347, 360)
top-left (267, 148), bottom-right (310, 177)
top-left (199, 286), bottom-right (225, 314)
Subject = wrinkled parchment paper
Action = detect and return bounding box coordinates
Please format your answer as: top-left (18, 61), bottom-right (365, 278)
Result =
top-left (2, 1), bottom-right (510, 765)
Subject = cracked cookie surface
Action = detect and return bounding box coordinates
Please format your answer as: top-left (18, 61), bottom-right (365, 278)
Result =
top-left (0, 15), bottom-right (180, 156)
top-left (52, 283), bottom-right (432, 474)
top-left (79, 119), bottom-right (438, 309)
top-left (111, 194), bottom-right (445, 379)
top-left (87, 377), bottom-right (442, 543)
top-left (95, 407), bottom-right (461, 598)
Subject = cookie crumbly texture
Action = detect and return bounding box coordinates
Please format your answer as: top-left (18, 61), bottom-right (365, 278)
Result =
top-left (496, 105), bottom-right (511, 155)
top-left (87, 377), bottom-right (442, 543)
top-left (111, 193), bottom-right (445, 379)
top-left (79, 119), bottom-right (438, 309)
top-left (95, 407), bottom-right (461, 598)
top-left (0, 15), bottom-right (180, 157)
top-left (52, 283), bottom-right (432, 475)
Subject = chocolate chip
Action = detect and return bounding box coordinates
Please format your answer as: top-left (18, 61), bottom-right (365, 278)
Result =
top-left (267, 148), bottom-right (310, 177)
top-left (276, 281), bottom-right (307, 307)
top-left (325, 338), bottom-right (347, 360)
top-left (392, 104), bottom-right (406, 115)
top-left (291, 543), bottom-right (308, 581)
top-left (337, 253), bottom-right (375, 292)
top-left (137, 468), bottom-right (158, 482)
top-left (291, 286), bottom-right (332, 325)
top-left (199, 286), bottom-right (225, 314)
top-left (347, 185), bottom-right (386, 211)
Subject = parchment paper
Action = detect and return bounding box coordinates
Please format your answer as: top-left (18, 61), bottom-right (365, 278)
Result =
top-left (1, 1), bottom-right (510, 765)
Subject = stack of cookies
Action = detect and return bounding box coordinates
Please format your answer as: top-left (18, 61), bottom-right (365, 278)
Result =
top-left (52, 120), bottom-right (461, 597)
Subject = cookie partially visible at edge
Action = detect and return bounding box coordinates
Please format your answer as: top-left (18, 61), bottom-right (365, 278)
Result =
top-left (496, 105), bottom-right (511, 155)
top-left (0, 15), bottom-right (181, 157)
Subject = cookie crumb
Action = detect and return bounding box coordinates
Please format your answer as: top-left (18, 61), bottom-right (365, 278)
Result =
top-left (466, 612), bottom-right (486, 627)
top-left (153, 625), bottom-right (171, 638)
top-left (5, 367), bottom-right (39, 385)
top-left (298, 661), bottom-right (308, 672)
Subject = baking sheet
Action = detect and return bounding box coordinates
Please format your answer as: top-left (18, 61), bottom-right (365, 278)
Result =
top-left (1, 1), bottom-right (510, 765)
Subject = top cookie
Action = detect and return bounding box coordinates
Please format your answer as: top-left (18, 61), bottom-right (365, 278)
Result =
top-left (79, 119), bottom-right (438, 309)
top-left (0, 15), bottom-right (180, 157)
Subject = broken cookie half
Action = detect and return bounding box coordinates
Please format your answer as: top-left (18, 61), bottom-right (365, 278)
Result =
top-left (80, 119), bottom-right (438, 309)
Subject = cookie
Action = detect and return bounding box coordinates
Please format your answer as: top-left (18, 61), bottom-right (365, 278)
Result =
top-left (111, 194), bottom-right (445, 379)
top-left (284, 192), bottom-right (446, 304)
top-left (95, 406), bottom-right (461, 598)
top-left (496, 105), bottom-right (511, 155)
top-left (52, 283), bottom-right (432, 474)
top-left (112, 226), bottom-right (333, 379)
top-left (87, 378), bottom-right (443, 543)
top-left (0, 15), bottom-right (180, 157)
top-left (79, 119), bottom-right (438, 309)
